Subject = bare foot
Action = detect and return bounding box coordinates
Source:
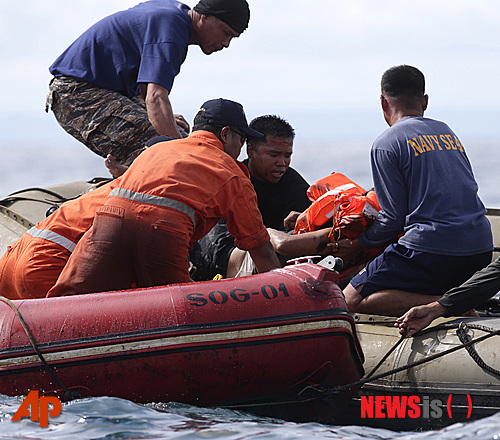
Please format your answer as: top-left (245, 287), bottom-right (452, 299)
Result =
top-left (105, 154), bottom-right (129, 178)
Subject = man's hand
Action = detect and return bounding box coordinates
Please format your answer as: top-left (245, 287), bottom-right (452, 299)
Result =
top-left (395, 302), bottom-right (447, 337)
top-left (174, 114), bottom-right (190, 135)
top-left (283, 211), bottom-right (301, 231)
top-left (328, 238), bottom-right (363, 266)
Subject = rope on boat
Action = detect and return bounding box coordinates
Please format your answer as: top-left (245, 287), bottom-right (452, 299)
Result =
top-left (0, 180), bottom-right (114, 222)
top-left (0, 296), bottom-right (81, 402)
top-left (0, 197), bottom-right (65, 206)
top-left (364, 332), bottom-right (406, 380)
top-left (456, 322), bottom-right (500, 378)
top-left (5, 187), bottom-right (69, 201)
top-left (218, 395), bottom-right (320, 410)
top-left (324, 324), bottom-right (500, 397)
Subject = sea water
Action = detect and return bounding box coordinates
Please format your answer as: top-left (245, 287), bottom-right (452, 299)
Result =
top-left (1, 395), bottom-right (500, 439)
top-left (0, 139), bottom-right (499, 438)
top-left (1, 136), bottom-right (499, 209)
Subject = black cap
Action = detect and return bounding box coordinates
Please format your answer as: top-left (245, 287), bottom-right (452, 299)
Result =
top-left (193, 0), bottom-right (250, 34)
top-left (196, 99), bottom-right (264, 138)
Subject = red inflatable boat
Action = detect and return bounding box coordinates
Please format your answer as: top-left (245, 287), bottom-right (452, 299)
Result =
top-left (0, 263), bottom-right (364, 423)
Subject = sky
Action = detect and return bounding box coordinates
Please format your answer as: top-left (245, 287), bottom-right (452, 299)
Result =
top-left (1, 0), bottom-right (500, 203)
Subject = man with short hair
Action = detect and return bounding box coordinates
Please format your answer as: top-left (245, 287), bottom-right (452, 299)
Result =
top-left (47, 0), bottom-right (251, 167)
top-left (189, 115), bottom-right (311, 280)
top-left (47, 99), bottom-right (281, 297)
top-left (243, 115), bottom-right (311, 230)
top-left (337, 65), bottom-right (493, 316)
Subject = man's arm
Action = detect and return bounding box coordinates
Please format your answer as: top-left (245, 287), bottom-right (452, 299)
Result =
top-left (437, 257), bottom-right (500, 316)
top-left (359, 149), bottom-right (406, 248)
top-left (268, 228), bottom-right (331, 256)
top-left (329, 237), bottom-right (365, 267)
top-left (396, 257), bottom-right (500, 336)
top-left (248, 241), bottom-right (281, 273)
top-left (144, 83), bottom-right (182, 138)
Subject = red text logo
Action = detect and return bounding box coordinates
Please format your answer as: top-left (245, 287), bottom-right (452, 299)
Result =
top-left (11, 390), bottom-right (61, 427)
top-left (361, 394), bottom-right (472, 419)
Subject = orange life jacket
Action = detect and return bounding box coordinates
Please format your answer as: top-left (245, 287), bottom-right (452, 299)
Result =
top-left (293, 173), bottom-right (399, 283)
top-left (294, 172), bottom-right (381, 240)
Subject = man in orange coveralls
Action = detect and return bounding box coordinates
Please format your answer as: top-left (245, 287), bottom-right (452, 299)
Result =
top-left (47, 98), bottom-right (281, 296)
top-left (0, 181), bottom-right (118, 299)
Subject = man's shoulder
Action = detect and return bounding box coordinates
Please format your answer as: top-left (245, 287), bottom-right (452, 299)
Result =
top-left (125, 0), bottom-right (191, 29)
top-left (215, 152), bottom-right (253, 181)
top-left (276, 167), bottom-right (311, 209)
top-left (128, 0), bottom-right (190, 14)
top-left (384, 116), bottom-right (450, 135)
top-left (374, 117), bottom-right (455, 149)
top-left (281, 166), bottom-right (309, 185)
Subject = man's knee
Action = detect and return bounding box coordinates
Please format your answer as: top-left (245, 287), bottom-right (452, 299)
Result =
top-left (343, 283), bottom-right (364, 312)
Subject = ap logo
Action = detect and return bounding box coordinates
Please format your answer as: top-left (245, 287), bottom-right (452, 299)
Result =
top-left (11, 390), bottom-right (61, 427)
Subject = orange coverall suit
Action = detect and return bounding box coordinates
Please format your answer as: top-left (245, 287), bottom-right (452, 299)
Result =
top-left (0, 181), bottom-right (116, 299)
top-left (48, 131), bottom-right (270, 297)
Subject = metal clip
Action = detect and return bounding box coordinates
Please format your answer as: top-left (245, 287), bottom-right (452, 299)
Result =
top-left (286, 255), bottom-right (323, 265)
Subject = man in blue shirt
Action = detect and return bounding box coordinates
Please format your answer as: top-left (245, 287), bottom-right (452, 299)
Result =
top-left (336, 65), bottom-right (493, 316)
top-left (46, 0), bottom-right (251, 167)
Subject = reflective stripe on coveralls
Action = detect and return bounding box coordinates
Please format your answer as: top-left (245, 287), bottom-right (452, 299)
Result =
top-left (109, 188), bottom-right (196, 227)
top-left (26, 227), bottom-right (77, 253)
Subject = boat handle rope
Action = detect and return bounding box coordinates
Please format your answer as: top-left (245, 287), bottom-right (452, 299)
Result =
top-left (0, 196), bottom-right (65, 206)
top-left (5, 187), bottom-right (68, 201)
top-left (218, 395), bottom-right (321, 410)
top-left (352, 318), bottom-right (500, 381)
top-left (456, 321), bottom-right (500, 377)
top-left (323, 324), bottom-right (500, 397)
top-left (0, 296), bottom-right (81, 402)
top-left (1, 179), bottom-right (113, 208)
top-left (364, 332), bottom-right (407, 380)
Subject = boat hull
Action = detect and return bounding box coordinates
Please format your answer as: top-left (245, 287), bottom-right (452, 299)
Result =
top-left (0, 263), bottom-right (364, 423)
top-left (343, 314), bottom-right (500, 430)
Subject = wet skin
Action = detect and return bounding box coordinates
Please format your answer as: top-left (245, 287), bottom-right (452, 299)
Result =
top-left (247, 136), bottom-right (293, 184)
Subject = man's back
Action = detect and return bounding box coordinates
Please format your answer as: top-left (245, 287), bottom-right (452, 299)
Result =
top-left (49, 0), bottom-right (192, 96)
top-left (118, 132), bottom-right (265, 242)
top-left (364, 116), bottom-right (492, 255)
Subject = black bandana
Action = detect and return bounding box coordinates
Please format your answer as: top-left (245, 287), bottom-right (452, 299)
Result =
top-left (194, 0), bottom-right (250, 34)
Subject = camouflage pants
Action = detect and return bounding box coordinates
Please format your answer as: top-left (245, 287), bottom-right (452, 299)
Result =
top-left (46, 76), bottom-right (159, 165)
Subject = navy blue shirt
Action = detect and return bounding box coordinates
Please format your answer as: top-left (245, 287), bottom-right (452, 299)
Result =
top-left (359, 117), bottom-right (492, 256)
top-left (50, 0), bottom-right (192, 97)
